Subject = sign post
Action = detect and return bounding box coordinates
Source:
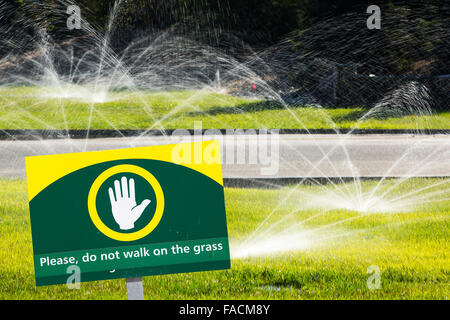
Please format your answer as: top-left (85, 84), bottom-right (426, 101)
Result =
top-left (25, 141), bottom-right (230, 293)
top-left (126, 277), bottom-right (144, 300)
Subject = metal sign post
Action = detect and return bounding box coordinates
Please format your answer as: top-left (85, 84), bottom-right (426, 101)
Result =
top-left (126, 277), bottom-right (144, 300)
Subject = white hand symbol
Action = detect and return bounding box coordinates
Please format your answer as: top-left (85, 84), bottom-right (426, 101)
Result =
top-left (108, 176), bottom-right (151, 230)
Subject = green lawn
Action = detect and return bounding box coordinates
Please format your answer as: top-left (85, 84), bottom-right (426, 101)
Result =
top-left (0, 86), bottom-right (449, 130)
top-left (0, 178), bottom-right (448, 299)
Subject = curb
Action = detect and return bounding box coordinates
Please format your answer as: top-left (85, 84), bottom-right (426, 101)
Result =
top-left (223, 176), bottom-right (449, 188)
top-left (1, 129), bottom-right (449, 140)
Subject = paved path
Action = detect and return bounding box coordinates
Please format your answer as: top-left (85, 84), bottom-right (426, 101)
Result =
top-left (0, 134), bottom-right (448, 179)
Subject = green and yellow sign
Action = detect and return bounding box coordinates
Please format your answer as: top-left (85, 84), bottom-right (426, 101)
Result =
top-left (25, 141), bottom-right (230, 286)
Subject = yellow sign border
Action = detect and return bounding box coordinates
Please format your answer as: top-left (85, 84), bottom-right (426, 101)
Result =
top-left (26, 141), bottom-right (222, 201)
top-left (87, 164), bottom-right (164, 241)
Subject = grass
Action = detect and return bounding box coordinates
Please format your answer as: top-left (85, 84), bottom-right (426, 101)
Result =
top-left (0, 86), bottom-right (449, 130)
top-left (0, 178), bottom-right (448, 299)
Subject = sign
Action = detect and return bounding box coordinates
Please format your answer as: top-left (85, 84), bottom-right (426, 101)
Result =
top-left (25, 141), bottom-right (230, 286)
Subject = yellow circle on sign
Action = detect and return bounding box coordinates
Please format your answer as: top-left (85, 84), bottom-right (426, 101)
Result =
top-left (88, 164), bottom-right (164, 241)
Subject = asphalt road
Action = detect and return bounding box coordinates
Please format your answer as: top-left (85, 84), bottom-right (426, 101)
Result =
top-left (0, 134), bottom-right (448, 179)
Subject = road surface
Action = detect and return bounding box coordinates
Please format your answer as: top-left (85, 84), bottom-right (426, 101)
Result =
top-left (0, 134), bottom-right (448, 179)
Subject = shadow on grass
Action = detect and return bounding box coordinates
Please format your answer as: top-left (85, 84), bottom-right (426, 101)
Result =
top-left (182, 99), bottom-right (446, 127)
top-left (186, 100), bottom-right (296, 116)
top-left (186, 100), bottom-right (372, 124)
top-left (331, 108), bottom-right (368, 122)
top-left (335, 107), bottom-right (447, 122)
